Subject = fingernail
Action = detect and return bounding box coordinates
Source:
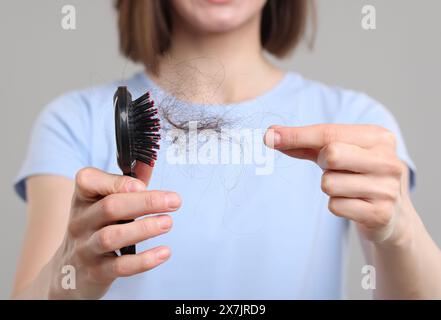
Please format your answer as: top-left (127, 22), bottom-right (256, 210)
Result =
top-left (127, 180), bottom-right (145, 192)
top-left (264, 129), bottom-right (281, 148)
top-left (156, 248), bottom-right (170, 261)
top-left (165, 193), bottom-right (181, 210)
top-left (157, 215), bottom-right (172, 230)
top-left (274, 132), bottom-right (281, 146)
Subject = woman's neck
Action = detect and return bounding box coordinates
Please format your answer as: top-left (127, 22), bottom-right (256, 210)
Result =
top-left (151, 12), bottom-right (284, 105)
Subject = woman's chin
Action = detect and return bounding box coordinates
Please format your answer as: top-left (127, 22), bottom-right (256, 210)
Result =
top-left (205, 0), bottom-right (233, 4)
top-left (171, 0), bottom-right (265, 34)
top-left (195, 21), bottom-right (243, 33)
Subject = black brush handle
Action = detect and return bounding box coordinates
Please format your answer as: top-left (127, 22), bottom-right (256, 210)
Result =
top-left (117, 171), bottom-right (136, 255)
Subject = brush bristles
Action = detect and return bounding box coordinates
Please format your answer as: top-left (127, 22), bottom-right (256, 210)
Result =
top-left (129, 92), bottom-right (160, 167)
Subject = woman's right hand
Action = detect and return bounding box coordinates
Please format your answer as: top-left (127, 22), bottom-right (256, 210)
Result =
top-left (48, 167), bottom-right (181, 299)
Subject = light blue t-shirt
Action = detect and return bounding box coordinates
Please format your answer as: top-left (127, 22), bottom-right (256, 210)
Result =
top-left (15, 72), bottom-right (415, 299)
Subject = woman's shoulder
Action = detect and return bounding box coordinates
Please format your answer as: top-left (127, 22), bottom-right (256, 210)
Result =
top-left (42, 76), bottom-right (136, 118)
top-left (283, 72), bottom-right (394, 125)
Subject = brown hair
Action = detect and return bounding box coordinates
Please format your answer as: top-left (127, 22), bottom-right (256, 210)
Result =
top-left (115, 0), bottom-right (315, 74)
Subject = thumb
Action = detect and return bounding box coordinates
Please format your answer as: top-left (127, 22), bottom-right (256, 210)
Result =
top-left (281, 148), bottom-right (319, 162)
top-left (133, 161), bottom-right (154, 187)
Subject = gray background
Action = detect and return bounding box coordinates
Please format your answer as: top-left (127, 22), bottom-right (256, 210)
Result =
top-left (0, 0), bottom-right (439, 299)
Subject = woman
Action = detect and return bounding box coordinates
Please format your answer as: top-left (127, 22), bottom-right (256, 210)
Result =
top-left (12, 0), bottom-right (441, 299)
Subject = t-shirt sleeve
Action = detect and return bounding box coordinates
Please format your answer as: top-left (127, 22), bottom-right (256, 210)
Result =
top-left (338, 91), bottom-right (416, 190)
top-left (14, 92), bottom-right (91, 201)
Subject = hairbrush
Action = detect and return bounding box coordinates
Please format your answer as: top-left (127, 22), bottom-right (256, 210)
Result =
top-left (114, 86), bottom-right (160, 255)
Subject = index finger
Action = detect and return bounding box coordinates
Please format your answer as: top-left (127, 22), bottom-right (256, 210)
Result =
top-left (265, 124), bottom-right (384, 151)
top-left (87, 190), bottom-right (181, 228)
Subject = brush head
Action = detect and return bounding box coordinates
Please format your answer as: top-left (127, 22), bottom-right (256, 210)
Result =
top-left (114, 86), bottom-right (160, 176)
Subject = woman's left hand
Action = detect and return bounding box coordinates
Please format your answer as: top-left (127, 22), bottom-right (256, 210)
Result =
top-left (265, 124), bottom-right (413, 244)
